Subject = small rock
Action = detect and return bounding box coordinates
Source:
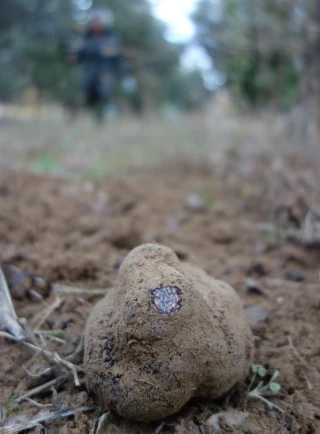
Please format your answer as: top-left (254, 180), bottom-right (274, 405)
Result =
top-left (186, 193), bottom-right (205, 211)
top-left (27, 289), bottom-right (43, 303)
top-left (0, 374), bottom-right (16, 386)
top-left (113, 260), bottom-right (122, 270)
top-left (4, 265), bottom-right (32, 299)
top-left (211, 226), bottom-right (235, 244)
top-left (165, 217), bottom-right (180, 232)
top-left (88, 191), bottom-right (112, 215)
top-left (285, 270), bottom-right (304, 282)
top-left (33, 276), bottom-right (51, 298)
top-left (245, 305), bottom-right (270, 325)
top-left (224, 260), bottom-right (246, 275)
top-left (246, 278), bottom-right (269, 297)
top-left (77, 391), bottom-right (89, 405)
top-left (277, 296), bottom-right (285, 305)
top-left (33, 276), bottom-right (46, 289)
top-left (282, 246), bottom-right (308, 266)
top-left (254, 244), bottom-right (267, 255)
top-left (121, 202), bottom-right (136, 214)
top-left (105, 426), bottom-right (122, 434)
top-left (248, 261), bottom-right (267, 277)
top-left (52, 391), bottom-right (70, 411)
top-left (83, 181), bottom-right (95, 194)
top-left (206, 410), bottom-right (249, 433)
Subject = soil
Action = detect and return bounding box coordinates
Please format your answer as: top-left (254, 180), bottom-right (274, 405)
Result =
top-left (0, 156), bottom-right (320, 434)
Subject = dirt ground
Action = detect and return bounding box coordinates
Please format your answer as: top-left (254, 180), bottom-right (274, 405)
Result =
top-left (0, 154), bottom-right (320, 433)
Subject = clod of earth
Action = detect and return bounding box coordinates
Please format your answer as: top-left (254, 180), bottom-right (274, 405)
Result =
top-left (84, 244), bottom-right (254, 422)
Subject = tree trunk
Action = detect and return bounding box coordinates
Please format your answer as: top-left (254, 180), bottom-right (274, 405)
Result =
top-left (304, 0), bottom-right (320, 158)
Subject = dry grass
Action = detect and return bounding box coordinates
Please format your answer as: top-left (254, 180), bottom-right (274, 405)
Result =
top-left (0, 93), bottom-right (319, 179)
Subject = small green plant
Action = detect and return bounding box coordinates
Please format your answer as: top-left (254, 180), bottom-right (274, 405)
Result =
top-left (248, 364), bottom-right (283, 412)
top-left (32, 155), bottom-right (62, 176)
top-left (204, 197), bottom-right (217, 210)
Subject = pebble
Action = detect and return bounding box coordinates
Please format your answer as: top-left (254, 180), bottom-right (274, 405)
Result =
top-left (5, 265), bottom-right (32, 299)
top-left (285, 270), bottom-right (305, 282)
top-left (246, 278), bottom-right (269, 297)
top-left (245, 305), bottom-right (270, 325)
top-left (186, 193), bottom-right (205, 211)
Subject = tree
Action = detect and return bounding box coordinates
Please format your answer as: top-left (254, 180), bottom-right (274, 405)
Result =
top-left (0, 0), bottom-right (75, 102)
top-left (0, 0), bottom-right (205, 111)
top-left (303, 0), bottom-right (320, 147)
top-left (192, 0), bottom-right (302, 108)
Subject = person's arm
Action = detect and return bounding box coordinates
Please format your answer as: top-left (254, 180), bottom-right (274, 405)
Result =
top-left (66, 35), bottom-right (86, 64)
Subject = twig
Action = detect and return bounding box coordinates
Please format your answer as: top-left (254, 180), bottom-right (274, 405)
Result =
top-left (155, 422), bottom-right (165, 434)
top-left (249, 393), bottom-right (284, 412)
top-left (89, 412), bottom-right (110, 434)
top-left (0, 331), bottom-right (83, 386)
top-left (66, 334), bottom-right (84, 363)
top-left (302, 211), bottom-right (320, 246)
top-left (0, 267), bottom-right (27, 339)
top-left (35, 330), bottom-right (65, 345)
top-left (0, 406), bottom-right (97, 434)
top-left (0, 407), bottom-right (6, 426)
top-left (287, 336), bottom-right (300, 359)
top-left (32, 297), bottom-right (62, 331)
top-left (16, 377), bottom-right (65, 403)
top-left (247, 370), bottom-right (257, 392)
top-left (262, 392), bottom-right (287, 399)
top-left (50, 386), bottom-right (58, 402)
top-left (28, 289), bottom-right (43, 302)
top-left (24, 398), bottom-right (54, 409)
top-left (37, 330), bottom-right (65, 339)
top-left (199, 425), bottom-right (207, 434)
top-left (266, 278), bottom-right (320, 291)
top-left (51, 352), bottom-right (81, 386)
top-left (53, 284), bottom-right (110, 297)
top-left (136, 378), bottom-right (156, 387)
top-left (23, 334), bottom-right (83, 380)
top-left (287, 336), bottom-right (313, 390)
top-left (23, 366), bottom-right (53, 379)
top-left (0, 274), bottom-right (84, 393)
top-left (303, 372), bottom-right (313, 391)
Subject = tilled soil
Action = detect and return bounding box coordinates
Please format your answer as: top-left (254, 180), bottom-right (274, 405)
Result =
top-left (0, 156), bottom-right (320, 434)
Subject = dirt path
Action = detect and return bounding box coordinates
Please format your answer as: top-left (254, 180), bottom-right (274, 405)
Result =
top-left (0, 156), bottom-right (319, 433)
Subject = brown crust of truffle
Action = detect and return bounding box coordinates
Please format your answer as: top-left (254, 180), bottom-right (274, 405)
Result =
top-left (84, 244), bottom-right (253, 421)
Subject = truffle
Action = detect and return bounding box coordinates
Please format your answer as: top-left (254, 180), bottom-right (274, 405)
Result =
top-left (84, 244), bottom-right (253, 421)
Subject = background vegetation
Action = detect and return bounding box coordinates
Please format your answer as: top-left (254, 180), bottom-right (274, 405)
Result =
top-left (0, 0), bottom-right (319, 129)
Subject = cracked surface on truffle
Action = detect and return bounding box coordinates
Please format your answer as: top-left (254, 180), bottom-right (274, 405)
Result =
top-left (150, 285), bottom-right (182, 314)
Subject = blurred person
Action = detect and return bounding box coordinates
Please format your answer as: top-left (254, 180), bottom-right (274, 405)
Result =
top-left (68, 7), bottom-right (138, 121)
